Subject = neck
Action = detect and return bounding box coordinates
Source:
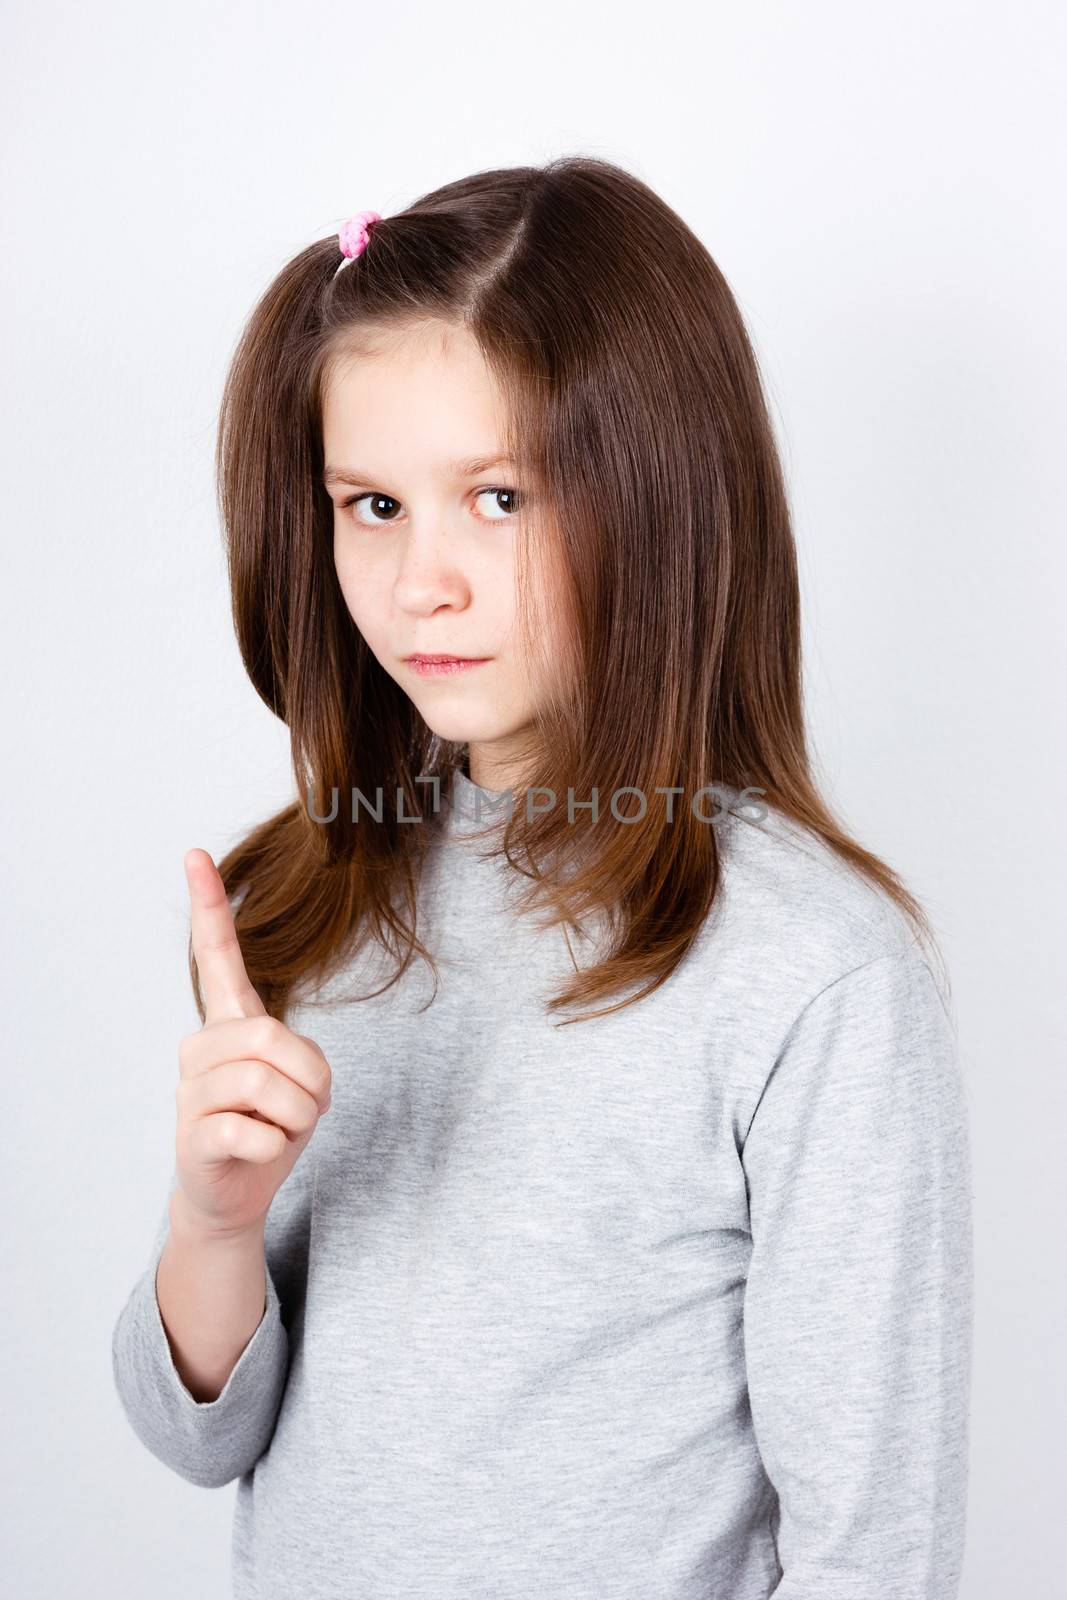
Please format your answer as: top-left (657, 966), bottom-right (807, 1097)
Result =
top-left (465, 744), bottom-right (534, 797)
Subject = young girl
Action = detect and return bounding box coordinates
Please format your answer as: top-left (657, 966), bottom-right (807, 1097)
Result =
top-left (112, 155), bottom-right (973, 1599)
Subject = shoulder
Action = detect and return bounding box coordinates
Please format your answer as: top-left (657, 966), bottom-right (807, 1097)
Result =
top-left (679, 792), bottom-right (962, 1125)
top-left (698, 787), bottom-right (943, 1013)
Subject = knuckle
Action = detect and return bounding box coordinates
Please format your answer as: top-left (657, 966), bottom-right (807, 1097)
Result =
top-left (249, 1015), bottom-right (282, 1057)
top-left (296, 1035), bottom-right (332, 1098)
top-left (245, 1059), bottom-right (273, 1097)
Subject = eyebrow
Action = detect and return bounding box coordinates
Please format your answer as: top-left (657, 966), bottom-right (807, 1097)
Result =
top-left (322, 453), bottom-right (514, 489)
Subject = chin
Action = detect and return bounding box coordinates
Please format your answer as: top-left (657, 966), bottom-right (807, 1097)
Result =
top-left (419, 712), bottom-right (507, 744)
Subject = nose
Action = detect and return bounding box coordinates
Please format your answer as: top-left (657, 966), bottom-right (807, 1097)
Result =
top-left (391, 525), bottom-right (473, 617)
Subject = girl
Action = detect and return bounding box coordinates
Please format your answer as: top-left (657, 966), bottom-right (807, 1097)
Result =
top-left (112, 155), bottom-right (973, 1599)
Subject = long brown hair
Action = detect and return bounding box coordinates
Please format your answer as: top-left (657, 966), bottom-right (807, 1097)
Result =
top-left (192, 153), bottom-right (946, 1027)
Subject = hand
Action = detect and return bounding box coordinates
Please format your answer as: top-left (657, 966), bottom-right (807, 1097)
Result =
top-left (172, 849), bottom-right (333, 1240)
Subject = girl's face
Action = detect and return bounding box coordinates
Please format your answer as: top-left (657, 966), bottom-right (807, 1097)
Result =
top-left (322, 320), bottom-right (569, 793)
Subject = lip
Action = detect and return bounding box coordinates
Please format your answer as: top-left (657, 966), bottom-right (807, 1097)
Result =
top-left (403, 654), bottom-right (492, 678)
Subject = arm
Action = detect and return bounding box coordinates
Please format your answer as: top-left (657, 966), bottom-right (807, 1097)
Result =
top-left (156, 1190), bottom-right (271, 1404)
top-left (740, 947), bottom-right (974, 1599)
top-left (111, 1163), bottom-right (304, 1489)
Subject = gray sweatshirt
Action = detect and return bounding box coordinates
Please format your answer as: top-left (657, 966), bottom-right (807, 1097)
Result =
top-left (112, 771), bottom-right (973, 1598)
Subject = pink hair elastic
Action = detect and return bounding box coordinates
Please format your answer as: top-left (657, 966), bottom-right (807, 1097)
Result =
top-left (334, 210), bottom-right (381, 274)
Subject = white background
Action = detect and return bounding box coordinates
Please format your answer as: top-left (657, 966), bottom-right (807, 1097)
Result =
top-left (2, 1), bottom-right (1064, 1594)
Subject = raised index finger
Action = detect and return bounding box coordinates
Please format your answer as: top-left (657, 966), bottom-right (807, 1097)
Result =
top-left (184, 848), bottom-right (266, 1024)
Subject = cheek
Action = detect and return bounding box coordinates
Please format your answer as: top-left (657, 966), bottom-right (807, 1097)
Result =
top-left (333, 542), bottom-right (387, 634)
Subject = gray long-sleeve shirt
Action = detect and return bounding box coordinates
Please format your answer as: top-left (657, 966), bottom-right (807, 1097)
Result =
top-left (112, 771), bottom-right (974, 1598)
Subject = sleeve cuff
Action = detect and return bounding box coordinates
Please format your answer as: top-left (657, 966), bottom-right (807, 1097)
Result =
top-left (111, 1223), bottom-right (291, 1487)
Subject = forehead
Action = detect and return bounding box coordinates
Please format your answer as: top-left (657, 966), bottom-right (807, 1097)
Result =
top-left (324, 320), bottom-right (495, 404)
top-left (321, 320), bottom-right (508, 461)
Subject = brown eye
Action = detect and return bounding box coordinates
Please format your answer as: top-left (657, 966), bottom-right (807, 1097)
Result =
top-left (337, 486), bottom-right (524, 527)
top-left (474, 487), bottom-right (523, 520)
top-left (342, 493), bottom-right (401, 525)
